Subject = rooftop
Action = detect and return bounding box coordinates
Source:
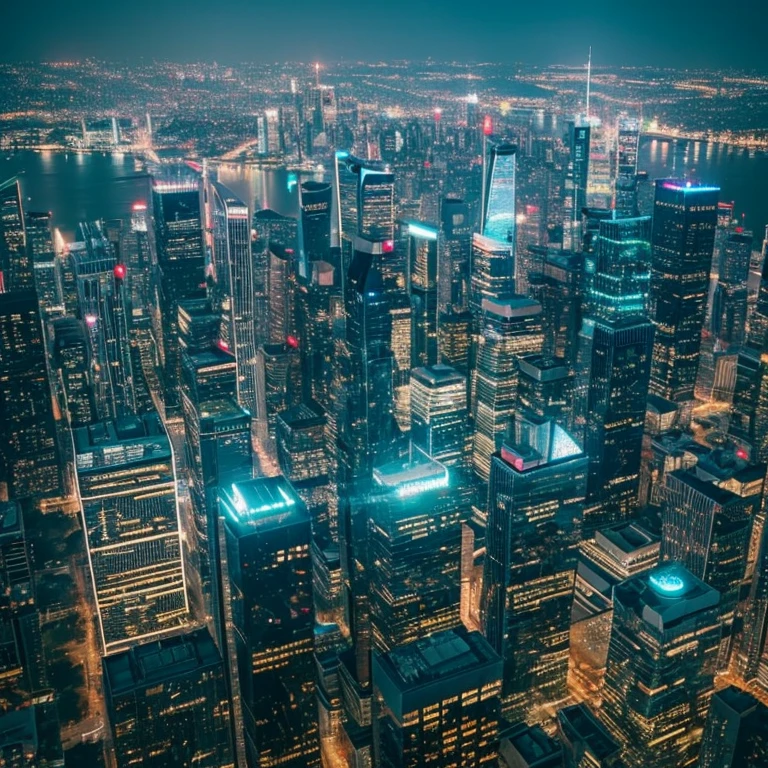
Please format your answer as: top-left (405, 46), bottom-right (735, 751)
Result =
top-left (220, 476), bottom-right (307, 534)
top-left (104, 628), bottom-right (222, 695)
top-left (616, 563), bottom-right (720, 631)
top-left (518, 354), bottom-right (571, 382)
top-left (373, 446), bottom-right (449, 499)
top-left (557, 703), bottom-right (620, 761)
top-left (482, 295), bottom-right (542, 319)
top-left (502, 722), bottom-right (562, 767)
top-left (276, 401), bottom-right (326, 430)
top-left (380, 627), bottom-right (499, 691)
top-left (411, 364), bottom-right (466, 388)
top-left (500, 418), bottom-right (583, 472)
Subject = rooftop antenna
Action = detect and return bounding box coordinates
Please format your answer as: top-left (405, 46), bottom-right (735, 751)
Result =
top-left (586, 46), bottom-right (592, 119)
top-left (315, 62), bottom-right (320, 87)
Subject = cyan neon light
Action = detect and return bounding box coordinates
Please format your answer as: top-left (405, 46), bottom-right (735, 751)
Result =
top-left (395, 471), bottom-right (449, 499)
top-left (649, 571), bottom-right (686, 595)
top-left (335, 150), bottom-right (349, 159)
top-left (408, 223), bottom-right (438, 241)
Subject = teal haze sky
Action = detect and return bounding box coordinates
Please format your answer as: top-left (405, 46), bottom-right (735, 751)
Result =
top-left (1, 0), bottom-right (766, 70)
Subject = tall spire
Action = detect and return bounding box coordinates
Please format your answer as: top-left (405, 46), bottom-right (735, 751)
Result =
top-left (586, 46), bottom-right (592, 119)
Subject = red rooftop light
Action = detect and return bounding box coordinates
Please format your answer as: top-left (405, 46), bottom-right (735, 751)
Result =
top-left (286, 335), bottom-right (299, 349)
top-left (483, 115), bottom-right (493, 136)
top-left (382, 240), bottom-right (395, 253)
top-left (113, 263), bottom-right (127, 280)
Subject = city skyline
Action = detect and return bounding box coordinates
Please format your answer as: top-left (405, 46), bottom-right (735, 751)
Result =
top-left (1, 39), bottom-right (768, 768)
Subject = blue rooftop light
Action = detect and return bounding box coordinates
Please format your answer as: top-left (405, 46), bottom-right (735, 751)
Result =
top-left (649, 570), bottom-right (687, 596)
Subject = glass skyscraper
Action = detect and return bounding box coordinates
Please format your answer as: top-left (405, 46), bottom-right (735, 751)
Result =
top-left (600, 564), bottom-right (721, 768)
top-left (649, 180), bottom-right (719, 408)
top-left (481, 416), bottom-right (586, 721)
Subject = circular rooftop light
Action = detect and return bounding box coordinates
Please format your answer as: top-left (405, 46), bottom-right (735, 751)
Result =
top-left (649, 571), bottom-right (686, 596)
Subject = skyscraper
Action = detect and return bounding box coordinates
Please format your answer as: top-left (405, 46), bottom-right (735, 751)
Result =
top-left (0, 177), bottom-right (33, 293)
top-left (615, 116), bottom-right (640, 217)
top-left (372, 627), bottom-right (502, 768)
top-left (70, 222), bottom-right (136, 419)
top-left (711, 229), bottom-right (752, 348)
top-left (649, 180), bottom-right (719, 410)
top-left (219, 477), bottom-right (320, 767)
top-left (25, 210), bottom-right (63, 317)
top-left (578, 215), bottom-right (654, 530)
top-left (152, 175), bottom-right (206, 415)
top-left (471, 296), bottom-right (544, 480)
top-left (183, 396), bottom-right (252, 646)
top-left (368, 448), bottom-right (464, 652)
top-left (73, 413), bottom-right (188, 652)
top-left (408, 222), bottom-right (440, 367)
top-left (557, 703), bottom-right (623, 768)
top-left (482, 143), bottom-right (517, 248)
top-left (600, 564), bottom-right (721, 768)
top-left (0, 291), bottom-right (59, 499)
top-left (211, 183), bottom-right (258, 420)
top-left (699, 686), bottom-right (768, 768)
top-left (440, 198), bottom-right (472, 310)
top-left (298, 180), bottom-right (333, 279)
top-left (104, 627), bottom-right (234, 768)
top-left (410, 364), bottom-right (469, 468)
top-left (481, 416), bottom-right (586, 721)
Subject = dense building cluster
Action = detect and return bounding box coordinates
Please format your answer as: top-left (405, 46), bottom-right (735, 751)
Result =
top-left (2, 63), bottom-right (768, 768)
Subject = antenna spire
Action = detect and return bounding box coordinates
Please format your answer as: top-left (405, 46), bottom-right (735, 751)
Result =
top-left (586, 47), bottom-right (592, 118)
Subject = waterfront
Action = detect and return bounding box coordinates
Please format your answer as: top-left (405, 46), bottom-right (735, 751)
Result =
top-left (1, 142), bottom-right (766, 245)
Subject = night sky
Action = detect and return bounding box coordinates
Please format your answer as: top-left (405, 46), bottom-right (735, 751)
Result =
top-left (2, 0), bottom-right (766, 69)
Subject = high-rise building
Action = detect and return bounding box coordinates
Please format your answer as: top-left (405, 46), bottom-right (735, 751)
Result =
top-left (0, 177), bottom-right (33, 292)
top-left (564, 121), bottom-right (590, 250)
top-left (470, 234), bottom-right (515, 317)
top-left (615, 116), bottom-right (640, 217)
top-left (471, 296), bottom-right (543, 480)
top-left (649, 180), bottom-right (719, 408)
top-left (662, 470), bottom-right (752, 666)
top-left (152, 175), bottom-right (206, 415)
top-left (369, 448), bottom-right (464, 652)
top-left (255, 342), bottom-right (302, 438)
top-left (358, 166), bottom-right (395, 242)
top-left (337, 237), bottom-right (399, 488)
top-left (711, 229), bottom-right (752, 348)
top-left (211, 183), bottom-right (258, 419)
top-left (267, 243), bottom-right (297, 346)
top-left (481, 416), bottom-right (586, 721)
top-left (698, 686), bottom-right (768, 768)
top-left (0, 291), bottom-right (59, 499)
top-left (438, 308), bottom-right (472, 375)
top-left (440, 198), bottom-right (472, 310)
top-left (410, 364), bottom-right (469, 468)
top-left (104, 627), bottom-right (234, 768)
top-left (586, 119), bottom-right (614, 210)
top-left (25, 210), bottom-right (63, 317)
top-left (52, 317), bottom-right (95, 428)
top-left (528, 248), bottom-right (584, 368)
top-left (183, 396), bottom-right (252, 646)
top-left (516, 353), bottom-right (574, 431)
top-left (70, 222), bottom-right (136, 420)
top-left (372, 627), bottom-right (502, 768)
top-left (299, 181), bottom-right (333, 280)
top-left (219, 477), bottom-right (320, 768)
top-left (0, 501), bottom-right (48, 707)
top-left (73, 413), bottom-right (188, 652)
top-left (482, 143), bottom-right (517, 248)
top-left (276, 401), bottom-right (334, 540)
top-left (570, 523), bottom-right (660, 706)
top-left (578, 215), bottom-right (654, 530)
top-left (600, 564), bottom-right (721, 768)
top-left (408, 222), bottom-right (440, 367)
top-left (557, 703), bottom-right (623, 768)
top-left (499, 723), bottom-right (563, 768)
